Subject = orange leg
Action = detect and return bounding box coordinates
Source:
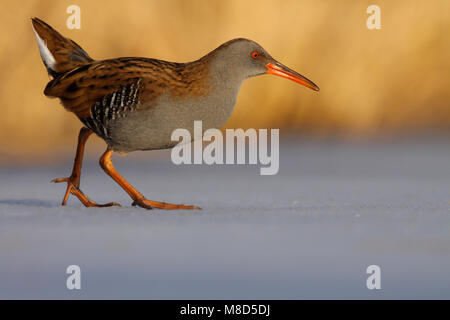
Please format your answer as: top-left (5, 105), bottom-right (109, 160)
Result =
top-left (99, 149), bottom-right (201, 210)
top-left (52, 127), bottom-right (121, 208)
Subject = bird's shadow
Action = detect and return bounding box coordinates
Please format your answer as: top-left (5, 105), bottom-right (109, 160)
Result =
top-left (0, 199), bottom-right (55, 207)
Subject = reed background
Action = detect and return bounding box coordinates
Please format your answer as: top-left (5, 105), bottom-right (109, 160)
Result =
top-left (1, 0), bottom-right (449, 163)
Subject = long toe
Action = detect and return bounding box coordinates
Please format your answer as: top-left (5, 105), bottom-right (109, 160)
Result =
top-left (51, 177), bottom-right (69, 183)
top-left (133, 198), bottom-right (201, 210)
top-left (93, 201), bottom-right (122, 208)
top-left (52, 175), bottom-right (121, 208)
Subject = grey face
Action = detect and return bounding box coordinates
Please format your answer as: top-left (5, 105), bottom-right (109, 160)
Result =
top-left (225, 39), bottom-right (274, 78)
top-left (209, 38), bottom-right (320, 91)
top-left (213, 39), bottom-right (273, 80)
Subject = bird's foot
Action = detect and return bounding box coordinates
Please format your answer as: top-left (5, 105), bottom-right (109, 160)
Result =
top-left (51, 176), bottom-right (121, 208)
top-left (131, 197), bottom-right (201, 210)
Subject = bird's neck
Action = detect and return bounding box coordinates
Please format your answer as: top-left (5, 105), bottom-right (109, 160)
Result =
top-left (204, 55), bottom-right (244, 115)
top-left (196, 50), bottom-right (246, 91)
top-left (174, 55), bottom-right (244, 130)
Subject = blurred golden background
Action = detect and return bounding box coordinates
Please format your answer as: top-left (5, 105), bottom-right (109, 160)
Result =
top-left (1, 0), bottom-right (449, 163)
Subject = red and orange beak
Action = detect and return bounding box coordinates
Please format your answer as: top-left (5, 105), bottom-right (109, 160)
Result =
top-left (266, 62), bottom-right (319, 91)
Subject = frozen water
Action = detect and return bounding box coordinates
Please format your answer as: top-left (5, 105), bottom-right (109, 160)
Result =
top-left (0, 138), bottom-right (449, 299)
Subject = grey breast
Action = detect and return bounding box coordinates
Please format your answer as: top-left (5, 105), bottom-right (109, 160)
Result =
top-left (81, 78), bottom-right (242, 153)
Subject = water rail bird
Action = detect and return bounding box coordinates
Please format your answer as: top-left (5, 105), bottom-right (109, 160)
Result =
top-left (31, 17), bottom-right (319, 210)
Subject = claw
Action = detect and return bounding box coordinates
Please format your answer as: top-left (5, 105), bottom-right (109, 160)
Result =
top-left (131, 200), bottom-right (140, 207)
top-left (132, 199), bottom-right (153, 210)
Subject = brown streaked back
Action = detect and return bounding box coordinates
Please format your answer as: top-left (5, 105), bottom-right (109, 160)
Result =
top-left (44, 57), bottom-right (212, 119)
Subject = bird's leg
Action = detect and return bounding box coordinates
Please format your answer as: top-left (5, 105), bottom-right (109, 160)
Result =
top-left (52, 127), bottom-right (121, 208)
top-left (99, 149), bottom-right (201, 210)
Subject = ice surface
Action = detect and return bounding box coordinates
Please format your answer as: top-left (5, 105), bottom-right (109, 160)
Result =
top-left (0, 139), bottom-right (449, 299)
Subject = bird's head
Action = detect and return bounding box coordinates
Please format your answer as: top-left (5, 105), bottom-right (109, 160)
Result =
top-left (207, 38), bottom-right (319, 91)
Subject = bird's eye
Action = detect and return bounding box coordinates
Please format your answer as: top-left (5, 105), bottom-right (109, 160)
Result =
top-left (251, 51), bottom-right (259, 59)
